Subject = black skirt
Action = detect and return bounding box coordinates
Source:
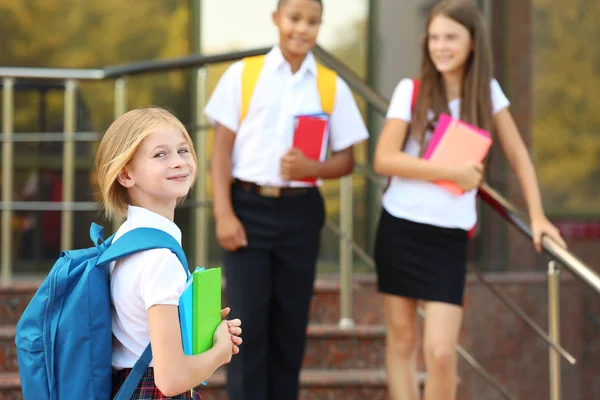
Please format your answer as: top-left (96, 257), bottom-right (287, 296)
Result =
top-left (374, 208), bottom-right (468, 306)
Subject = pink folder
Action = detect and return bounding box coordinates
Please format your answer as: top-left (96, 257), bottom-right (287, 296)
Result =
top-left (423, 113), bottom-right (492, 195)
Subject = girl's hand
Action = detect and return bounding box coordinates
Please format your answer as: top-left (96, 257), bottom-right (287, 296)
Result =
top-left (220, 307), bottom-right (242, 355)
top-left (227, 318), bottom-right (242, 355)
top-left (213, 320), bottom-right (234, 364)
top-left (531, 214), bottom-right (567, 253)
top-left (451, 163), bottom-right (484, 192)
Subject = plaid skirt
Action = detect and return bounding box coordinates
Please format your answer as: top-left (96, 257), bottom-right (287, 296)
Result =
top-left (112, 368), bottom-right (203, 400)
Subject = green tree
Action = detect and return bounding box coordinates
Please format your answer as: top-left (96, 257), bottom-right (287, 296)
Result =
top-left (0, 0), bottom-right (191, 131)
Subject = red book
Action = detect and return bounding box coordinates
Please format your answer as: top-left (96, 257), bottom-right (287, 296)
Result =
top-left (291, 114), bottom-right (329, 184)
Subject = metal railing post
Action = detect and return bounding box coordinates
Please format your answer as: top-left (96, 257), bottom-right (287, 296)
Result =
top-left (194, 68), bottom-right (208, 268)
top-left (548, 261), bottom-right (562, 400)
top-left (60, 80), bottom-right (77, 251)
top-left (113, 78), bottom-right (128, 232)
top-left (1, 78), bottom-right (15, 282)
top-left (339, 175), bottom-right (354, 328)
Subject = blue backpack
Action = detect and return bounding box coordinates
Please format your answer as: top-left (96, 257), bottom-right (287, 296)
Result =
top-left (15, 222), bottom-right (189, 400)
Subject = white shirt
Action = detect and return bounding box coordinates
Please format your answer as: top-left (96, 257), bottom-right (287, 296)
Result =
top-left (382, 78), bottom-right (510, 230)
top-left (110, 206), bottom-right (187, 369)
top-left (204, 46), bottom-right (369, 187)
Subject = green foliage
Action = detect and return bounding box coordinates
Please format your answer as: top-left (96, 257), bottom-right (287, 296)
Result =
top-left (0, 0), bottom-right (191, 131)
top-left (533, 0), bottom-right (600, 214)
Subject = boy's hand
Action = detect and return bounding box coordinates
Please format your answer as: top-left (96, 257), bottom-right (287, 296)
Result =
top-left (280, 148), bottom-right (317, 180)
top-left (215, 213), bottom-right (247, 252)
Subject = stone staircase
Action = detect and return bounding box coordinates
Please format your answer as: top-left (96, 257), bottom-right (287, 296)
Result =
top-left (0, 275), bottom-right (414, 400)
top-left (1, 271), bottom-right (598, 399)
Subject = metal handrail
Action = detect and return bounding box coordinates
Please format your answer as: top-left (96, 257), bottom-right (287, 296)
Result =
top-left (478, 183), bottom-right (600, 295)
top-left (0, 47), bottom-right (272, 80)
top-left (104, 47), bottom-right (271, 78)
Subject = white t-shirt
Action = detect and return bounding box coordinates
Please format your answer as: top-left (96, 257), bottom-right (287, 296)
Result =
top-left (382, 78), bottom-right (510, 230)
top-left (110, 205), bottom-right (187, 369)
top-left (204, 46), bottom-right (369, 187)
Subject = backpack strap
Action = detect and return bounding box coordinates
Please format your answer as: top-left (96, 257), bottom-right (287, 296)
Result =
top-left (240, 55), bottom-right (338, 124)
top-left (96, 227), bottom-right (189, 273)
top-left (410, 78), bottom-right (420, 112)
top-left (316, 63), bottom-right (337, 115)
top-left (113, 344), bottom-right (153, 400)
top-left (240, 55), bottom-right (266, 124)
top-left (95, 226), bottom-right (189, 399)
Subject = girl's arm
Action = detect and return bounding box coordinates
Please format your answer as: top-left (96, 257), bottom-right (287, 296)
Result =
top-left (373, 119), bottom-right (482, 187)
top-left (493, 108), bottom-right (566, 251)
top-left (147, 305), bottom-right (235, 397)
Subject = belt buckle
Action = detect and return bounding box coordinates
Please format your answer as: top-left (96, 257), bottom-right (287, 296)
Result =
top-left (259, 186), bottom-right (281, 198)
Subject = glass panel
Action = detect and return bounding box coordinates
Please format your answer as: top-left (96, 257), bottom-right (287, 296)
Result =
top-left (1, 1), bottom-right (192, 273)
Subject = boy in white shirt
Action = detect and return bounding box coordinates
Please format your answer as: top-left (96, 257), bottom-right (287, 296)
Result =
top-left (205, 1), bottom-right (369, 398)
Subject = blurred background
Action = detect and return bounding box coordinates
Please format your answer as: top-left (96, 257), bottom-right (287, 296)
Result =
top-left (1, 1), bottom-right (599, 398)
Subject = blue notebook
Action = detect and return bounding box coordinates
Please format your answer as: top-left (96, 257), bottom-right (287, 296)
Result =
top-left (178, 273), bottom-right (195, 356)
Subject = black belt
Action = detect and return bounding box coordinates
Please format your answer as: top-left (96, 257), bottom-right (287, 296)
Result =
top-left (233, 179), bottom-right (314, 198)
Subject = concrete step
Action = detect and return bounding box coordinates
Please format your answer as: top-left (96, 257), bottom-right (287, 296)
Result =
top-left (0, 369), bottom-right (423, 400)
top-left (0, 275), bottom-right (382, 326)
top-left (0, 323), bottom-right (388, 373)
top-left (304, 324), bottom-right (385, 369)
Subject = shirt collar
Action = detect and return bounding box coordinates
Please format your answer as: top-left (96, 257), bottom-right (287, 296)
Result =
top-left (265, 46), bottom-right (317, 77)
top-left (125, 205), bottom-right (182, 245)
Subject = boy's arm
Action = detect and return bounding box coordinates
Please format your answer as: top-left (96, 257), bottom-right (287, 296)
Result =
top-left (280, 147), bottom-right (353, 180)
top-left (210, 123), bottom-right (236, 217)
top-left (210, 124), bottom-right (247, 251)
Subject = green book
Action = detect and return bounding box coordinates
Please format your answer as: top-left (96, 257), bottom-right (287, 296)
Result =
top-left (192, 267), bottom-right (222, 355)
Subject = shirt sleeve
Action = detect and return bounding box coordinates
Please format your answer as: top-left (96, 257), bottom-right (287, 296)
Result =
top-left (491, 78), bottom-right (510, 115)
top-left (386, 78), bottom-right (415, 122)
top-left (138, 249), bottom-right (188, 310)
top-left (204, 61), bottom-right (244, 133)
top-left (328, 77), bottom-right (369, 152)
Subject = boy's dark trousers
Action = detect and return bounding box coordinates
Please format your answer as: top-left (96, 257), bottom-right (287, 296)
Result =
top-left (223, 182), bottom-right (325, 400)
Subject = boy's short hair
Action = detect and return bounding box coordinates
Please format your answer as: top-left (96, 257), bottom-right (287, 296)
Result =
top-left (277, 0), bottom-right (322, 9)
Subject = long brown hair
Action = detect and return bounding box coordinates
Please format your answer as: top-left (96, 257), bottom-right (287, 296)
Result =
top-left (412, 0), bottom-right (493, 151)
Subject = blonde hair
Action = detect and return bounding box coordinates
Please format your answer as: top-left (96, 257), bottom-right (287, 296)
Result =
top-left (95, 107), bottom-right (198, 221)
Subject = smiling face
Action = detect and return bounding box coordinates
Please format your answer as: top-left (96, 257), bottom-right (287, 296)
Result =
top-left (427, 14), bottom-right (474, 77)
top-left (118, 124), bottom-right (197, 216)
top-left (273, 0), bottom-right (322, 59)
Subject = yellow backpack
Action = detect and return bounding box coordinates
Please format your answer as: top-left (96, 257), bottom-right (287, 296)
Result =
top-left (240, 54), bottom-right (337, 123)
